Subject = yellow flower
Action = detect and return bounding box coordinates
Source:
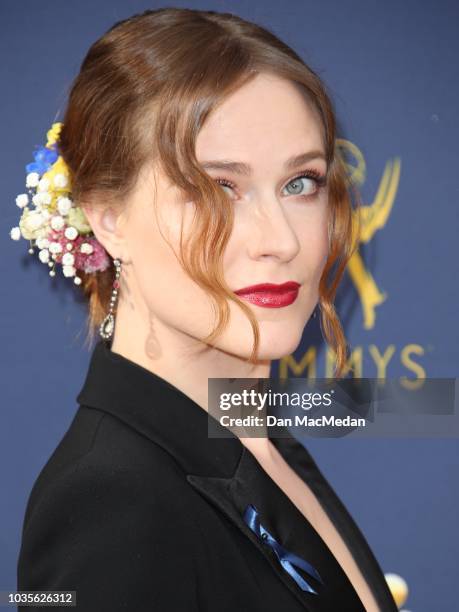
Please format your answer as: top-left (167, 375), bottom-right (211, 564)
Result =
top-left (46, 122), bottom-right (63, 148)
top-left (38, 157), bottom-right (72, 213)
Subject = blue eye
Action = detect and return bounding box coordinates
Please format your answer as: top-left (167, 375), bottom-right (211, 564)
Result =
top-left (216, 179), bottom-right (236, 196)
top-left (215, 169), bottom-right (327, 202)
top-left (283, 170), bottom-right (327, 199)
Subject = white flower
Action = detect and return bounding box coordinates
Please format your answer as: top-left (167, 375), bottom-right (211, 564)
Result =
top-left (37, 177), bottom-right (50, 192)
top-left (24, 211), bottom-right (45, 231)
top-left (50, 215), bottom-right (65, 231)
top-left (57, 196), bottom-right (72, 216)
top-left (32, 192), bottom-right (44, 206)
top-left (53, 173), bottom-right (68, 188)
top-left (18, 209), bottom-right (48, 240)
top-left (32, 191), bottom-right (52, 206)
top-left (38, 249), bottom-right (50, 263)
top-left (80, 242), bottom-right (94, 255)
top-left (10, 226), bottom-right (21, 240)
top-left (40, 192), bottom-right (52, 205)
top-left (49, 242), bottom-right (63, 254)
top-left (26, 172), bottom-right (40, 188)
top-left (64, 226), bottom-right (78, 240)
top-left (36, 237), bottom-right (50, 249)
top-left (41, 209), bottom-right (51, 221)
top-left (63, 264), bottom-right (76, 277)
top-left (16, 194), bottom-right (29, 208)
top-left (62, 252), bottom-right (75, 266)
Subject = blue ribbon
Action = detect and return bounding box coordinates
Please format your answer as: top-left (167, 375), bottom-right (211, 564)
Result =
top-left (243, 503), bottom-right (324, 595)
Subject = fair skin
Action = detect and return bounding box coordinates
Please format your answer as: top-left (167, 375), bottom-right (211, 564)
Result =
top-left (84, 72), bottom-right (380, 611)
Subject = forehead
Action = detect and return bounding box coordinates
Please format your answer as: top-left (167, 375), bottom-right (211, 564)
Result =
top-left (195, 73), bottom-right (325, 166)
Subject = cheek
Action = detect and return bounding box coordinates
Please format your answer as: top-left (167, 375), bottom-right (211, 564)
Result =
top-left (295, 205), bottom-right (330, 274)
top-left (132, 227), bottom-right (175, 300)
top-left (126, 201), bottom-right (213, 323)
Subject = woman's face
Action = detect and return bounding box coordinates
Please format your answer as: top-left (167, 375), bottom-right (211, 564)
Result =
top-left (114, 72), bottom-right (329, 361)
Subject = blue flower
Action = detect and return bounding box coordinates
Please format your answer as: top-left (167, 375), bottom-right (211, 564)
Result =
top-left (25, 144), bottom-right (58, 176)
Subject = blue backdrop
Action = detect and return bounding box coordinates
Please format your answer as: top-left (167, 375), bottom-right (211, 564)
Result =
top-left (1, 1), bottom-right (458, 610)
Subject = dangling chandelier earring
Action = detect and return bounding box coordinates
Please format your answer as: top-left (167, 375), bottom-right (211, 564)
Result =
top-left (99, 257), bottom-right (122, 340)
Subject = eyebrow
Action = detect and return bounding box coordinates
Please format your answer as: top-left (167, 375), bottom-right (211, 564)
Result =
top-left (200, 150), bottom-right (327, 176)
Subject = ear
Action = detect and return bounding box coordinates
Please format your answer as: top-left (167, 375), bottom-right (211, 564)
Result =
top-left (81, 202), bottom-right (130, 263)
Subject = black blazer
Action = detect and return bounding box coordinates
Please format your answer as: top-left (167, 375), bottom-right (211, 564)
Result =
top-left (17, 339), bottom-right (397, 611)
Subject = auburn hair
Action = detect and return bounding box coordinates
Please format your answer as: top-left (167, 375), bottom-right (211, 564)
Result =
top-left (58, 7), bottom-right (360, 377)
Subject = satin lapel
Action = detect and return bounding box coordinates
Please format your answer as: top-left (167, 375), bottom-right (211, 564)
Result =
top-left (270, 435), bottom-right (399, 612)
top-left (187, 445), bottom-right (367, 611)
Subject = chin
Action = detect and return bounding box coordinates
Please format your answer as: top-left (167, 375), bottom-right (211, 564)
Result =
top-left (252, 328), bottom-right (304, 361)
top-left (216, 319), bottom-right (305, 362)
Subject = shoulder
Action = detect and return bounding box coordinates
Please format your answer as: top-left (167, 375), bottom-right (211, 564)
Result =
top-left (21, 405), bottom-right (199, 532)
top-left (17, 408), bottom-right (202, 610)
top-left (25, 405), bottom-right (191, 500)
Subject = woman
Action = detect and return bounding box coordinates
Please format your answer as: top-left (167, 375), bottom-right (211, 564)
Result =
top-left (15, 7), bottom-right (397, 612)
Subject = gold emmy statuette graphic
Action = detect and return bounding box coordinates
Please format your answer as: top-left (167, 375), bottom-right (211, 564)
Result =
top-left (338, 139), bottom-right (401, 330)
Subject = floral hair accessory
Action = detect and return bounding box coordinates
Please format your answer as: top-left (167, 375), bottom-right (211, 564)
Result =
top-left (9, 122), bottom-right (111, 285)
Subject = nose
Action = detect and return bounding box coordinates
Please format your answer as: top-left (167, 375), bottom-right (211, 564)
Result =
top-left (246, 193), bottom-right (300, 262)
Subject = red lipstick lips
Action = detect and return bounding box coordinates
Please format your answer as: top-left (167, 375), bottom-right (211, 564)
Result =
top-left (234, 281), bottom-right (301, 308)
